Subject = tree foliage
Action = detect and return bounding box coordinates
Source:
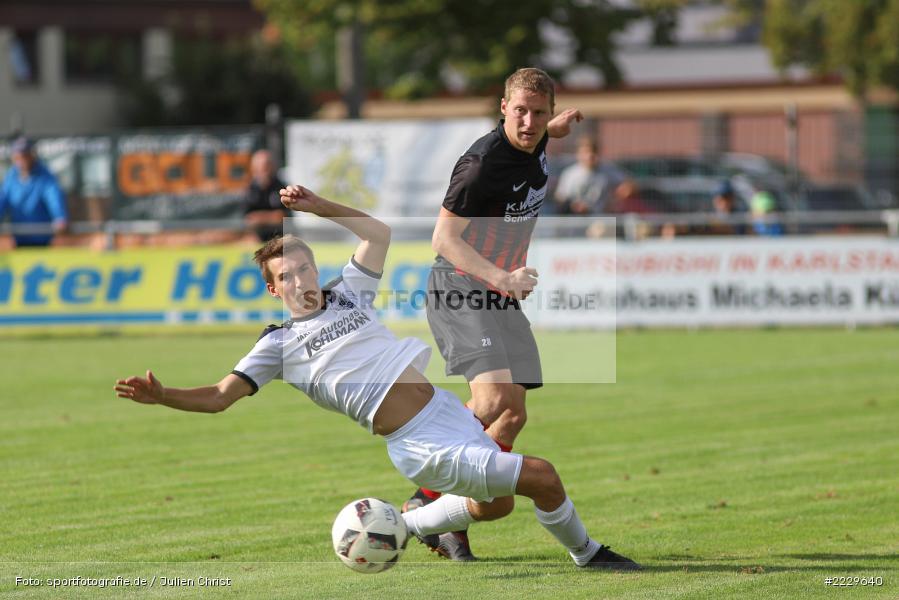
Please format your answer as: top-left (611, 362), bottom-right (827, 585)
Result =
top-left (121, 34), bottom-right (314, 127)
top-left (253, 0), bottom-right (639, 99)
top-left (763, 0), bottom-right (899, 98)
top-left (634, 0), bottom-right (689, 46)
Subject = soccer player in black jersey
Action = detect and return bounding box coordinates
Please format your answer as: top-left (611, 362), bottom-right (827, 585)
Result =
top-left (404, 68), bottom-right (585, 560)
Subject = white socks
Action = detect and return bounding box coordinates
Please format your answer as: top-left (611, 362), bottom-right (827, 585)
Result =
top-left (402, 494), bottom-right (475, 537)
top-left (534, 496), bottom-right (601, 566)
top-left (401, 493), bottom-right (600, 566)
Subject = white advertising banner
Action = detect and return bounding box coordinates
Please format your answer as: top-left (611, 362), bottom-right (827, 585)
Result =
top-left (285, 118), bottom-right (493, 217)
top-left (525, 236), bottom-right (899, 328)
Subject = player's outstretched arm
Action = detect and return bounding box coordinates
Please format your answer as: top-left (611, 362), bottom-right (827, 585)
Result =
top-left (547, 108), bottom-right (584, 139)
top-left (280, 185), bottom-right (390, 274)
top-left (114, 370), bottom-right (253, 414)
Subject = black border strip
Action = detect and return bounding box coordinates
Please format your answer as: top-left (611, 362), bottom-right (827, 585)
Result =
top-left (231, 370), bottom-right (259, 395)
top-left (351, 255), bottom-right (383, 279)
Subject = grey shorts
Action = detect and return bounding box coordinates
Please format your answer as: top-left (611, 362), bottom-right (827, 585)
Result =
top-left (425, 268), bottom-right (543, 389)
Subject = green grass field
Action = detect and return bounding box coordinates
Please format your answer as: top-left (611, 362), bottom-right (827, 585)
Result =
top-left (1, 327), bottom-right (897, 599)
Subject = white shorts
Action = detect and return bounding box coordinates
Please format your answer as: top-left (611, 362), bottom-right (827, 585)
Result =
top-left (384, 388), bottom-right (522, 502)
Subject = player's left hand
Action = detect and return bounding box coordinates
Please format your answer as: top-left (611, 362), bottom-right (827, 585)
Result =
top-left (547, 109), bottom-right (584, 138)
top-left (280, 185), bottom-right (323, 213)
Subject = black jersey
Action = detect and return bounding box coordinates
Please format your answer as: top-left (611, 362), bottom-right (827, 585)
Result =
top-left (438, 120), bottom-right (549, 281)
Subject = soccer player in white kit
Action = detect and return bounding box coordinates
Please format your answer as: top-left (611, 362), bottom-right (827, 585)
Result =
top-left (113, 185), bottom-right (639, 570)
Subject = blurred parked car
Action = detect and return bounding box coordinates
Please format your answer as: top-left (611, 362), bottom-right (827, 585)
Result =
top-left (615, 156), bottom-right (727, 213)
top-left (719, 153), bottom-right (803, 189)
top-left (601, 181), bottom-right (679, 215)
top-left (615, 156), bottom-right (727, 179)
top-left (798, 183), bottom-right (876, 211)
top-left (729, 174), bottom-right (793, 212)
top-left (553, 151), bottom-right (894, 236)
top-left (792, 183), bottom-right (886, 233)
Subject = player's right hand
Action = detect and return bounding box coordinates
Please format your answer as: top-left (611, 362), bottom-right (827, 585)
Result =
top-left (503, 267), bottom-right (538, 300)
top-left (114, 370), bottom-right (165, 405)
top-left (280, 185), bottom-right (323, 213)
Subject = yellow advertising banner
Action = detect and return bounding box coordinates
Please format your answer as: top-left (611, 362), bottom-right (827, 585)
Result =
top-left (0, 242), bottom-right (435, 327)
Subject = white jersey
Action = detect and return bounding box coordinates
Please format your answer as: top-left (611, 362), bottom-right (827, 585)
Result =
top-left (232, 257), bottom-right (431, 432)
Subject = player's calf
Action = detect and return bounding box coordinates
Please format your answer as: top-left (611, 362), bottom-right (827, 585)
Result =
top-left (401, 491), bottom-right (482, 561)
top-left (517, 456), bottom-right (641, 570)
top-left (468, 495), bottom-right (514, 521)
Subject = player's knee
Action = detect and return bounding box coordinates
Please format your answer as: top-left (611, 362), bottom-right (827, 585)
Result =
top-left (541, 459), bottom-right (564, 492)
top-left (531, 458), bottom-right (565, 506)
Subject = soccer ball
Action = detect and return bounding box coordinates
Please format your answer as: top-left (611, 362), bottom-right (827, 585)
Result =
top-left (331, 498), bottom-right (408, 573)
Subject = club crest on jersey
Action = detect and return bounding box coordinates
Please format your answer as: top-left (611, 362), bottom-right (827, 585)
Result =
top-left (539, 151), bottom-right (548, 175)
top-left (325, 289), bottom-right (357, 310)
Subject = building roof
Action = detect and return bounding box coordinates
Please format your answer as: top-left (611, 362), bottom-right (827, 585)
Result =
top-left (0, 0), bottom-right (263, 31)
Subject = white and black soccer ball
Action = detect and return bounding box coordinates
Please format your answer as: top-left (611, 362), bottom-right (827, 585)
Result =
top-left (331, 498), bottom-right (408, 573)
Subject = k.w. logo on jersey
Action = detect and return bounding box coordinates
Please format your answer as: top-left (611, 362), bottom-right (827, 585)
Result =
top-left (505, 183), bottom-right (546, 223)
top-left (539, 151), bottom-right (548, 175)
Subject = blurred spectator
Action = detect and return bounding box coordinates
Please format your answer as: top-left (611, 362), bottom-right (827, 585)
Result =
top-left (750, 191), bottom-right (784, 236)
top-left (554, 136), bottom-right (623, 214)
top-left (0, 136), bottom-right (68, 247)
top-left (659, 222), bottom-right (678, 240)
top-left (243, 149), bottom-right (289, 241)
top-left (605, 179), bottom-right (654, 215)
top-left (704, 180), bottom-right (746, 235)
top-left (596, 179), bottom-right (681, 239)
top-left (604, 179), bottom-right (680, 216)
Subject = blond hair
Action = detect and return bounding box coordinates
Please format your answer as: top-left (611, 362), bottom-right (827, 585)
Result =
top-left (504, 68), bottom-right (555, 109)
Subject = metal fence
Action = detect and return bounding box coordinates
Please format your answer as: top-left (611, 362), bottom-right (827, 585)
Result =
top-left (3, 211), bottom-right (898, 250)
